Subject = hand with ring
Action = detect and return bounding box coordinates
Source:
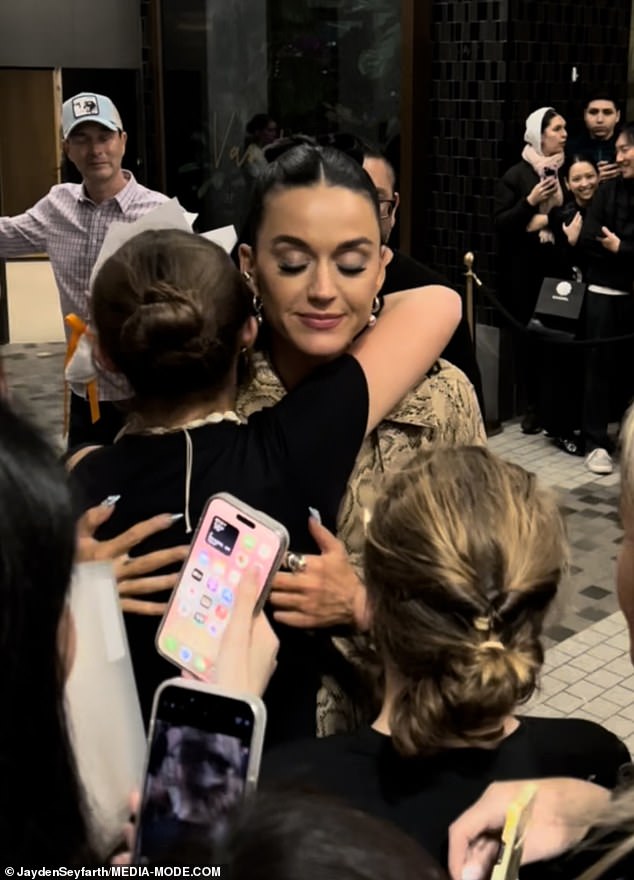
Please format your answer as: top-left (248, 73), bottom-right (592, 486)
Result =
top-left (270, 517), bottom-right (369, 629)
top-left (284, 551), bottom-right (307, 573)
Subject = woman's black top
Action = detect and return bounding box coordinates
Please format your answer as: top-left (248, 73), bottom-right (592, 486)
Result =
top-left (263, 716), bottom-right (630, 876)
top-left (71, 355), bottom-right (369, 745)
top-left (495, 159), bottom-right (566, 322)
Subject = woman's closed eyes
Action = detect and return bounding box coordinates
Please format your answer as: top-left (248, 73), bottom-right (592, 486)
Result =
top-left (278, 262), bottom-right (367, 276)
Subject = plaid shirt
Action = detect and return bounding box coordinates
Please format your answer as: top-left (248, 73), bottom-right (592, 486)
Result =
top-left (0, 171), bottom-right (168, 400)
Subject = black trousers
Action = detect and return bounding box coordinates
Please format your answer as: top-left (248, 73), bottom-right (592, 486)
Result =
top-left (68, 392), bottom-right (126, 448)
top-left (583, 292), bottom-right (634, 453)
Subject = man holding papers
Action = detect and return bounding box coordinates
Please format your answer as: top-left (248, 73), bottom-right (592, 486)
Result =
top-left (0, 92), bottom-right (168, 445)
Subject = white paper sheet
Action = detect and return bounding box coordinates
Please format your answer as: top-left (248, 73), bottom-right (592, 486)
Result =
top-left (89, 198), bottom-right (193, 289)
top-left (89, 199), bottom-right (237, 290)
top-left (200, 224), bottom-right (238, 253)
top-left (65, 561), bottom-right (147, 856)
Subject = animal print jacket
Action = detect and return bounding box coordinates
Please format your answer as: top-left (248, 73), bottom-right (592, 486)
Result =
top-left (237, 351), bottom-right (486, 735)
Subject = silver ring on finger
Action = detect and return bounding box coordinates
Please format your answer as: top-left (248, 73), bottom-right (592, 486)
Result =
top-left (285, 551), bottom-right (307, 573)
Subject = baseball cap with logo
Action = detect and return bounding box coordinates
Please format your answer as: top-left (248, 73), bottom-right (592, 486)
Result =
top-left (62, 93), bottom-right (123, 139)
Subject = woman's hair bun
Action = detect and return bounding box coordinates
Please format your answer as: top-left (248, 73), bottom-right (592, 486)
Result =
top-left (120, 282), bottom-right (204, 356)
top-left (91, 229), bottom-right (252, 401)
top-left (363, 446), bottom-right (567, 756)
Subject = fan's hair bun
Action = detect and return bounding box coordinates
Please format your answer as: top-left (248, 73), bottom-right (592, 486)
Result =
top-left (364, 446), bottom-right (566, 756)
top-left (92, 229), bottom-right (252, 399)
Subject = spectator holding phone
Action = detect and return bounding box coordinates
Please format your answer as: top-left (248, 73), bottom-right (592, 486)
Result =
top-left (495, 107), bottom-right (568, 434)
top-left (567, 92), bottom-right (622, 184)
top-left (263, 446), bottom-right (628, 871)
top-left (541, 153), bottom-right (601, 457)
top-left (0, 398), bottom-right (99, 865)
top-left (577, 122), bottom-right (634, 475)
top-left (448, 777), bottom-right (620, 879)
top-left (0, 393), bottom-right (281, 864)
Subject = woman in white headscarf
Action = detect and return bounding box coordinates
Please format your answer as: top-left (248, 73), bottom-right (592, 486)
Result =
top-left (494, 107), bottom-right (568, 434)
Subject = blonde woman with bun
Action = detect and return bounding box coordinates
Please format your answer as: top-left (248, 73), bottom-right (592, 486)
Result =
top-left (264, 446), bottom-right (629, 870)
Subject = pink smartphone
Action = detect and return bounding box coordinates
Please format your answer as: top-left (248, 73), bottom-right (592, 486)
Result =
top-left (156, 492), bottom-right (289, 679)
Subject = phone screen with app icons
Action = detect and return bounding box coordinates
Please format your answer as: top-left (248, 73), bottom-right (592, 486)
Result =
top-left (156, 495), bottom-right (288, 679)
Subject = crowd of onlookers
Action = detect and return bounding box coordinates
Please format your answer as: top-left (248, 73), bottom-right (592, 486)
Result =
top-left (1, 88), bottom-right (634, 878)
top-left (495, 92), bottom-right (634, 476)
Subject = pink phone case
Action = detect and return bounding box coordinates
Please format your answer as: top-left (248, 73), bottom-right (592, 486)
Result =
top-left (156, 493), bottom-right (289, 679)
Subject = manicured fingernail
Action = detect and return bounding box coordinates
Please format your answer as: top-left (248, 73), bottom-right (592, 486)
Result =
top-left (100, 494), bottom-right (121, 507)
top-left (169, 513), bottom-right (184, 522)
top-left (308, 507), bottom-right (322, 523)
top-left (462, 867), bottom-right (483, 880)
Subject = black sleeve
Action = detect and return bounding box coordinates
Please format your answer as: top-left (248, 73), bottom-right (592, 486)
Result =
top-left (381, 251), bottom-right (449, 294)
top-left (550, 203), bottom-right (575, 248)
top-left (256, 354), bottom-right (368, 512)
top-left (526, 717), bottom-right (631, 789)
top-left (578, 181), bottom-right (609, 259)
top-left (494, 168), bottom-right (537, 234)
top-left (379, 251), bottom-right (484, 416)
top-left (578, 182), bottom-right (634, 279)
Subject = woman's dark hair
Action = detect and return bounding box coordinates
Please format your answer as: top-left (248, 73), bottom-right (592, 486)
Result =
top-left (217, 791), bottom-right (445, 880)
top-left (583, 91), bottom-right (620, 111)
top-left (564, 152), bottom-right (599, 176)
top-left (0, 399), bottom-right (95, 863)
top-left (364, 446), bottom-right (566, 757)
top-left (92, 229), bottom-right (252, 404)
top-left (241, 144), bottom-right (381, 248)
top-left (620, 122), bottom-right (634, 146)
top-left (541, 108), bottom-right (559, 132)
top-left (246, 113), bottom-right (275, 136)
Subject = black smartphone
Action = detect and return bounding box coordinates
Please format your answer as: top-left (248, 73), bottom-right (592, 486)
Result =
top-left (133, 679), bottom-right (266, 865)
top-left (543, 167), bottom-right (557, 179)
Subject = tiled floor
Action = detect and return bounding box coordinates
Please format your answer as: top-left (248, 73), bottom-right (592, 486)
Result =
top-left (489, 424), bottom-right (622, 648)
top-left (488, 424), bottom-right (634, 754)
top-left (3, 339), bottom-right (634, 754)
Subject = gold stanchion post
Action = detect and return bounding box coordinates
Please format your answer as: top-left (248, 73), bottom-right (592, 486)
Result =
top-left (463, 251), bottom-right (482, 340)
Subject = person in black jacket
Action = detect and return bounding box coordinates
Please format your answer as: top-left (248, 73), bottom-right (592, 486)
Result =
top-left (566, 91), bottom-right (622, 184)
top-left (494, 107), bottom-right (568, 433)
top-left (360, 145), bottom-right (484, 416)
top-left (578, 122), bottom-right (634, 475)
top-left (541, 154), bottom-right (601, 455)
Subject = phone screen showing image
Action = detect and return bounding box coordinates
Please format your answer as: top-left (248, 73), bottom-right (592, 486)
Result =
top-left (157, 495), bottom-right (286, 679)
top-left (134, 684), bottom-right (256, 864)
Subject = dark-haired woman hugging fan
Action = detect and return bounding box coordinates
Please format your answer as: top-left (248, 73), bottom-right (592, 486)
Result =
top-left (69, 152), bottom-right (461, 746)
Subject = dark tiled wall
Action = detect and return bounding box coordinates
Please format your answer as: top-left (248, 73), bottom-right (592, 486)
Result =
top-left (140, 0), bottom-right (161, 191)
top-left (419, 0), bottom-right (631, 297)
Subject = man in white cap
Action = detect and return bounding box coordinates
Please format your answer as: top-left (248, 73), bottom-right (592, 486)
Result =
top-left (0, 92), bottom-right (168, 445)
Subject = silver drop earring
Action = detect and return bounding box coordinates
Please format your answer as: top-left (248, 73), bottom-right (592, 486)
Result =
top-left (252, 293), bottom-right (264, 326)
top-left (368, 295), bottom-right (380, 328)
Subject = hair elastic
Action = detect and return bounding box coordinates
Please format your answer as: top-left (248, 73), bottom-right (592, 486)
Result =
top-left (479, 639), bottom-right (505, 651)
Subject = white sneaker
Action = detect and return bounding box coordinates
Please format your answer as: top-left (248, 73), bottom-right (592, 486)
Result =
top-left (585, 448), bottom-right (613, 475)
